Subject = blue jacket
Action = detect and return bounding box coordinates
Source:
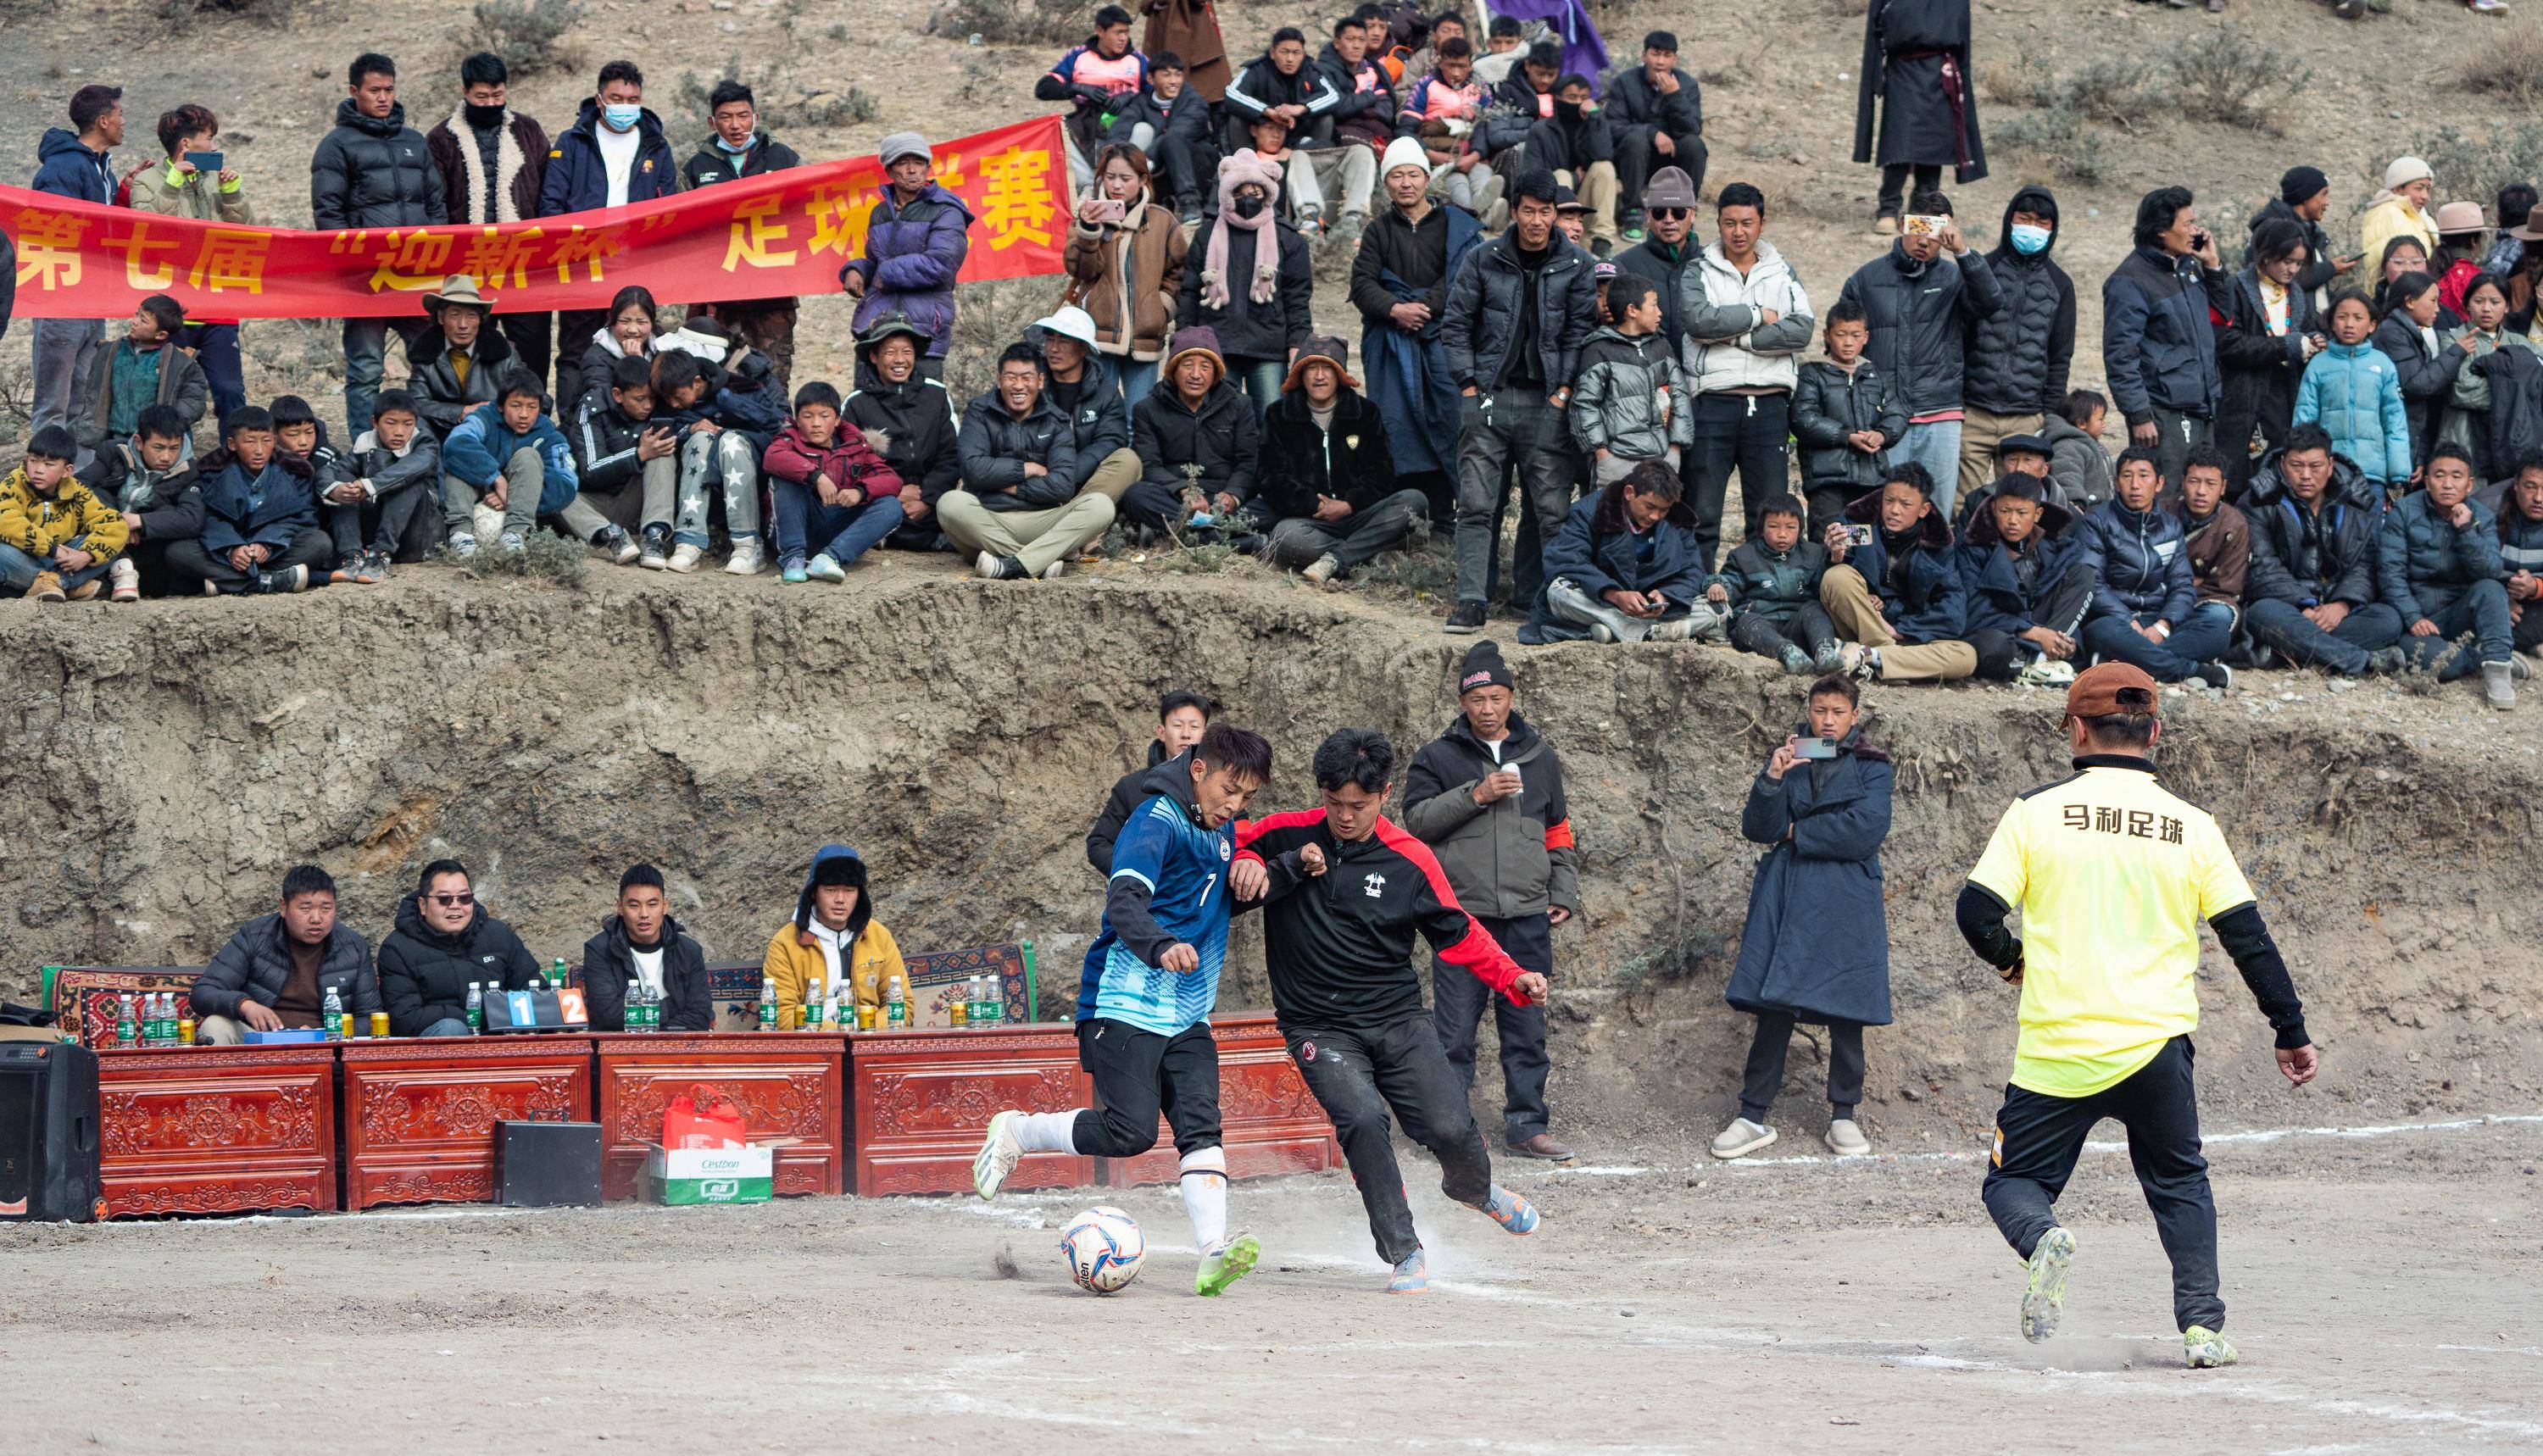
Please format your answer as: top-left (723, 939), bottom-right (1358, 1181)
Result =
top-left (442, 403), bottom-right (580, 513)
top-left (2294, 341), bottom-right (2412, 485)
top-left (1728, 726), bottom-right (1893, 1027)
top-left (1524, 483), bottom-right (1706, 642)
top-left (31, 127), bottom-right (110, 203)
top-left (1839, 490), bottom-right (1967, 643)
top-left (537, 102), bottom-right (680, 217)
top-left (2077, 497), bottom-right (2193, 624)
top-left (2378, 491), bottom-right (2504, 621)
top-left (2101, 246), bottom-right (2229, 425)
top-left (193, 448), bottom-right (319, 554)
top-left (1956, 498), bottom-right (2084, 640)
top-left (847, 183), bottom-right (974, 360)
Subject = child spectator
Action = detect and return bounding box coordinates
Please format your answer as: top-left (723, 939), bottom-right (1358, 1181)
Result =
top-left (763, 844), bottom-right (910, 1031)
top-left (165, 407), bottom-right (328, 594)
top-left (77, 404), bottom-right (197, 600)
top-left (1709, 493), bottom-right (1839, 673)
top-left (127, 102), bottom-right (253, 431)
top-left (648, 350), bottom-right (766, 575)
top-left (2076, 448), bottom-right (2230, 688)
top-left (764, 380), bottom-right (906, 584)
top-left (0, 425), bottom-right (127, 600)
top-left (326, 389), bottom-right (442, 583)
top-left (559, 356), bottom-right (662, 566)
top-left (440, 371), bottom-right (577, 559)
top-left (1956, 473), bottom-right (2093, 686)
top-left (1525, 459), bottom-right (1716, 644)
top-left (2297, 289), bottom-right (2415, 497)
top-left (1819, 464), bottom-right (1979, 683)
top-left (2043, 388), bottom-right (2114, 514)
top-left (1568, 277), bottom-right (1687, 487)
top-left (270, 395), bottom-right (352, 501)
top-left (1791, 298), bottom-right (1902, 539)
top-left (76, 294), bottom-right (207, 453)
top-left (1105, 52), bottom-right (1217, 225)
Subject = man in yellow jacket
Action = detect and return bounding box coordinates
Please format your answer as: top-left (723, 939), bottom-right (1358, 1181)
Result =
top-left (1, 425), bottom-right (130, 601)
top-left (762, 843), bottom-right (908, 1028)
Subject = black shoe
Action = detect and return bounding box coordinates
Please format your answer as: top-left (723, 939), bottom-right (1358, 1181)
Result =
top-left (2190, 662), bottom-right (2233, 692)
top-left (1444, 600), bottom-right (1487, 634)
top-left (973, 550), bottom-right (1029, 581)
top-left (1591, 236), bottom-right (1613, 259)
top-left (637, 523), bottom-right (673, 570)
top-left (2362, 646), bottom-right (2407, 675)
top-left (255, 564), bottom-right (310, 594)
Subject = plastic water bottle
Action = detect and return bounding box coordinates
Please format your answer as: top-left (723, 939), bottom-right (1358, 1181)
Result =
top-left (643, 981), bottom-right (660, 1032)
top-left (465, 981), bottom-right (484, 1032)
top-left (759, 977), bottom-right (779, 1032)
top-left (552, 958), bottom-right (569, 992)
top-left (321, 986), bottom-right (345, 1041)
top-left (156, 992), bottom-right (177, 1044)
top-left (115, 993), bottom-right (137, 1046)
top-left (885, 975), bottom-right (906, 1030)
top-left (623, 979), bottom-right (643, 1033)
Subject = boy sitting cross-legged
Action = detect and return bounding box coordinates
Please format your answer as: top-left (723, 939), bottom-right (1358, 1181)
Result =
top-left (762, 380), bottom-right (906, 584)
top-left (0, 425), bottom-right (129, 601)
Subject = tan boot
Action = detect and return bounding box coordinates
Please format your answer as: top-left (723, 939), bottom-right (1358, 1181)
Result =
top-left (26, 570), bottom-right (65, 603)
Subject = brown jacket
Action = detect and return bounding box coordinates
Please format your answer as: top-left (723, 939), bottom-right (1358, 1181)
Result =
top-left (1143, 0), bottom-right (1230, 101)
top-left (424, 107), bottom-right (549, 225)
top-left (1063, 192), bottom-right (1188, 364)
top-left (2184, 501), bottom-right (2251, 612)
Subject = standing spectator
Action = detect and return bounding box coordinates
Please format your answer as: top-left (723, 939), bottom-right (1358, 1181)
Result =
top-left (1127, 325), bottom-right (1257, 534)
top-left (1440, 169), bottom-right (1598, 634)
top-left (1352, 136), bottom-right (1483, 522)
top-left (188, 866), bottom-right (381, 1044)
top-left (1839, 190), bottom-right (2002, 520)
top-left (1524, 459), bottom-right (1717, 644)
top-left (2296, 289), bottom-right (2414, 495)
top-left (1178, 153), bottom-right (1312, 410)
top-left (29, 85), bottom-right (123, 441)
top-left (2368, 274), bottom-right (2468, 478)
top-left (1958, 185), bottom-right (2074, 506)
top-left (426, 53), bottom-right (553, 388)
top-left (2359, 157), bottom-right (2440, 277)
top-left (76, 404), bottom-right (198, 599)
top-left (2432, 203), bottom-right (2490, 318)
top-left (2453, 275), bottom-right (2536, 479)
top-left (2487, 455), bottom-right (2543, 659)
top-left (2102, 186), bottom-right (2230, 489)
top-left (1082, 689), bottom-right (1215, 876)
top-left (1066, 143), bottom-right (1188, 408)
top-left (75, 295), bottom-right (208, 456)
top-left (2369, 236), bottom-right (2440, 320)
top-left (1957, 473), bottom-right (2092, 684)
top-left (405, 277), bottom-right (518, 442)
top-left (1569, 276), bottom-right (1688, 486)
top-left (842, 132), bottom-right (973, 382)
top-left (1105, 53), bottom-right (1217, 225)
top-left (127, 103), bottom-right (252, 432)
top-left (1793, 299), bottom-right (1905, 537)
top-left (2381, 442), bottom-right (2517, 706)
top-left (2215, 219), bottom-right (2326, 497)
top-left (1820, 464), bottom-right (1982, 683)
top-left (1709, 494), bottom-right (1842, 673)
top-left (2075, 449), bottom-right (2231, 687)
top-left (1038, 5), bottom-right (1151, 192)
top-left (541, 60), bottom-right (680, 412)
top-left (2045, 389), bottom-right (2114, 514)
top-left (2175, 446), bottom-right (2251, 648)
top-left (1713, 674), bottom-right (1893, 1160)
top-left (1396, 9), bottom-right (1466, 92)
top-left (1142, 0), bottom-right (1232, 103)
top-left (1308, 17), bottom-right (1394, 239)
top-left (2241, 425), bottom-right (2405, 676)
top-left (377, 859), bottom-right (538, 1038)
top-left (0, 426), bottom-right (125, 601)
top-left (1401, 641), bottom-right (1580, 1164)
top-left (684, 81), bottom-right (803, 391)
top-left (1683, 182), bottom-right (1813, 571)
top-left (2484, 184), bottom-right (2536, 284)
top-left (1851, 0), bottom-right (1984, 235)
top-left (581, 864), bottom-right (713, 1034)
top-left (1523, 74), bottom-right (1620, 254)
top-left (1250, 337), bottom-right (1427, 585)
top-left (311, 54), bottom-right (448, 438)
top-left (845, 314), bottom-right (961, 552)
top-left (1605, 32), bottom-right (1705, 241)
top-left (1611, 166), bottom-right (1700, 356)
top-left (163, 407), bottom-right (330, 595)
top-left (762, 380), bottom-right (905, 584)
top-left (945, 342), bottom-right (1117, 581)
top-left (2250, 165), bottom-right (2353, 314)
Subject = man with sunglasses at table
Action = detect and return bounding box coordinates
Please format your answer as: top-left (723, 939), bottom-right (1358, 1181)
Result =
top-left (377, 858), bottom-right (542, 1036)
top-left (1611, 165), bottom-right (1701, 356)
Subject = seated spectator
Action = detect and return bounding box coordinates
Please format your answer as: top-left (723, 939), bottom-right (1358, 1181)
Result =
top-left (270, 394), bottom-right (351, 503)
top-left (1472, 14), bottom-right (1526, 88)
top-left (1086, 688), bottom-right (1214, 875)
top-left (1221, 26), bottom-right (1342, 178)
top-left (763, 844), bottom-right (909, 1030)
top-left (2216, 218), bottom-right (2326, 497)
top-left (1819, 464), bottom-right (1981, 683)
top-left (704, 349), bottom-right (783, 575)
top-left (1476, 41), bottom-right (1561, 176)
top-left (1307, 17), bottom-right (1393, 237)
top-left (1570, 277), bottom-right (1687, 486)
top-left (2240, 425), bottom-right (2404, 677)
top-left (1, 425), bottom-right (127, 602)
top-left (189, 864), bottom-right (380, 1045)
top-left (324, 388), bottom-right (442, 583)
top-left (947, 342), bottom-right (1117, 580)
top-left (1128, 325), bottom-right (1258, 534)
top-left (1038, 4), bottom-right (1151, 193)
top-left (1792, 298), bottom-right (1902, 538)
top-left (1526, 459), bottom-right (1713, 645)
top-left (441, 371), bottom-right (576, 559)
top-left (1105, 52), bottom-right (1216, 225)
top-left (2382, 442), bottom-right (2517, 707)
top-left (76, 294), bottom-right (208, 454)
top-left (841, 132), bottom-right (972, 382)
top-left (1033, 304), bottom-right (1144, 505)
top-left (2487, 453), bottom-right (2543, 659)
top-left (76, 404), bottom-right (196, 600)
top-left (378, 859), bottom-right (538, 1037)
top-left (763, 379), bottom-right (905, 584)
top-left (581, 863), bottom-right (712, 1033)
top-left (844, 314), bottom-right (961, 552)
top-left (1526, 73), bottom-right (1618, 253)
top-left (407, 277), bottom-right (515, 442)
top-left (2044, 388), bottom-right (2114, 514)
top-left (1711, 493), bottom-right (1840, 673)
top-left (626, 352), bottom-right (733, 572)
top-left (560, 357), bottom-right (665, 566)
top-left (128, 102), bottom-right (252, 431)
top-left (1233, 111), bottom-right (1306, 225)
top-left (1065, 143), bottom-right (1190, 407)
top-left (1956, 473), bottom-right (2093, 685)
top-left (1395, 36), bottom-right (1485, 203)
top-left (1252, 336), bottom-right (1425, 585)
top-left (2176, 446), bottom-right (2251, 642)
top-left (165, 407), bottom-right (328, 595)
top-left (1951, 431), bottom-right (2054, 534)
top-left (1179, 152), bottom-right (1314, 409)
top-left (2371, 272), bottom-right (2471, 478)
top-left (1398, 8), bottom-right (1466, 91)
top-left (1606, 31), bottom-right (1706, 240)
top-left (570, 286), bottom-right (661, 420)
top-left (2295, 288), bottom-right (2414, 497)
top-left (2076, 448), bottom-right (2233, 688)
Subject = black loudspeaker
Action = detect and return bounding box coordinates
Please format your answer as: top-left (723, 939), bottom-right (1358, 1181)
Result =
top-left (0, 1041), bottom-right (103, 1222)
top-left (494, 1120), bottom-right (603, 1207)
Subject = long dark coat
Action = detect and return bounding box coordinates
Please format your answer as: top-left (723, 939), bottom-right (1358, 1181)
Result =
top-left (1853, 0), bottom-right (1986, 183)
top-left (1726, 728), bottom-right (1895, 1027)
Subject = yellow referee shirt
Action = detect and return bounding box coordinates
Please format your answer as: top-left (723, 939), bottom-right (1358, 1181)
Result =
top-left (1967, 759), bottom-right (2256, 1098)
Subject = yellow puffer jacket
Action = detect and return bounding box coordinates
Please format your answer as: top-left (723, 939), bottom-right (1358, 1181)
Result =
top-left (761, 918), bottom-right (909, 1029)
top-left (0, 468), bottom-right (130, 561)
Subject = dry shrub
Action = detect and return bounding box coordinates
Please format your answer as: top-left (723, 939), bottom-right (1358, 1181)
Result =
top-left (2409, 121), bottom-right (2543, 223)
top-left (2167, 26), bottom-right (2308, 135)
top-left (467, 0), bottom-right (587, 74)
top-left (2457, 16), bottom-right (2543, 103)
top-left (1991, 108), bottom-right (2107, 185)
top-left (924, 0), bottom-right (1077, 46)
top-left (1983, 57), bottom-right (2163, 129)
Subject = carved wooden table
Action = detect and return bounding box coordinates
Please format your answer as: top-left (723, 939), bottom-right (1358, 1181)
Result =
top-left (1099, 1013), bottom-right (1344, 1187)
top-left (593, 1033), bottom-right (847, 1200)
top-left (338, 1036), bottom-right (593, 1209)
top-left (846, 1024), bottom-right (1095, 1196)
top-left (97, 1044), bottom-right (338, 1218)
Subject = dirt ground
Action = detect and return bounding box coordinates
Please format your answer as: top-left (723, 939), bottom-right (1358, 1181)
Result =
top-left (7, 1114), bottom-right (2538, 1453)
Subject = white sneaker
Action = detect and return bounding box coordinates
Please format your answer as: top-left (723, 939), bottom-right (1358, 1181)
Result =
top-left (1823, 1118), bottom-right (1871, 1157)
top-left (108, 557), bottom-right (141, 603)
top-left (1301, 553), bottom-right (1340, 586)
top-left (496, 531), bottom-right (526, 555)
top-left (472, 504), bottom-right (504, 543)
top-left (973, 1110), bottom-right (1024, 1200)
top-left (448, 531), bottom-right (480, 561)
top-left (724, 540), bottom-right (763, 575)
top-left (2017, 656), bottom-right (2076, 686)
top-left (666, 543), bottom-right (704, 574)
top-left (1040, 558), bottom-right (1066, 580)
top-left (804, 553), bottom-right (848, 584)
top-left (1709, 1116), bottom-right (1777, 1159)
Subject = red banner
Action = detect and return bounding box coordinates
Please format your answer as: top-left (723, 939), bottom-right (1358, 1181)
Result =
top-left (2, 116), bottom-right (1068, 320)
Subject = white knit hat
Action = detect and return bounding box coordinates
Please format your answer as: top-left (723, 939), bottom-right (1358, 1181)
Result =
top-left (2383, 156), bottom-right (2433, 191)
top-left (1381, 135), bottom-right (1432, 181)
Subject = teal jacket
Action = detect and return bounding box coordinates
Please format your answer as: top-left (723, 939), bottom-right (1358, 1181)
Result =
top-left (2294, 341), bottom-right (2412, 485)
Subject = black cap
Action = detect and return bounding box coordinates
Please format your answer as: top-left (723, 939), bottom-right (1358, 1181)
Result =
top-left (1995, 432), bottom-right (2054, 459)
top-left (2280, 164), bottom-right (2329, 207)
top-left (1457, 641), bottom-right (1514, 696)
top-left (1642, 30), bottom-right (1678, 53)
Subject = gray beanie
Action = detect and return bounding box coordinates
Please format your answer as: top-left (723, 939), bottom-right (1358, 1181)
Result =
top-left (878, 131), bottom-right (932, 167)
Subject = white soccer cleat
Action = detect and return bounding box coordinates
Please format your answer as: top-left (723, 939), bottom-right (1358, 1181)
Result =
top-left (974, 1110), bottom-right (1024, 1201)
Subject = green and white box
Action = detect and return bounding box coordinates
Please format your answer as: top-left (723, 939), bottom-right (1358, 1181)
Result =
top-left (641, 1142), bottom-right (775, 1204)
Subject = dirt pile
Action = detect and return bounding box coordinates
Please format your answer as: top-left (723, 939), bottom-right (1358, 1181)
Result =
top-left (3, 560), bottom-right (2535, 1144)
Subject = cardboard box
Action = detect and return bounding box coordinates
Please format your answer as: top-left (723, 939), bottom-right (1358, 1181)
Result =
top-left (638, 1142), bottom-right (774, 1205)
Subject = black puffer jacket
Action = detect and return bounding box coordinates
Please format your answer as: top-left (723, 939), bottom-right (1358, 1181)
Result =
top-left (1792, 358), bottom-right (1905, 492)
top-left (376, 895), bottom-right (541, 1036)
top-left (1963, 185), bottom-right (2075, 417)
top-left (2101, 246), bottom-right (2231, 425)
top-left (189, 914), bottom-right (381, 1024)
top-left (845, 355), bottom-right (962, 506)
top-left (1176, 222), bottom-right (1312, 361)
top-left (1441, 229), bottom-right (1599, 392)
top-left (571, 391), bottom-right (654, 495)
top-left (2468, 342), bottom-right (2543, 483)
top-left (1837, 242), bottom-right (2005, 418)
top-left (2247, 196), bottom-right (2340, 301)
top-left (1255, 387), bottom-right (1396, 519)
top-left (1132, 378), bottom-right (1260, 501)
top-left (2242, 453), bottom-right (2382, 608)
top-left (2370, 311), bottom-right (2468, 471)
top-left (580, 914), bottom-right (714, 1033)
top-left (956, 388), bottom-right (1082, 508)
top-left (310, 99), bottom-right (448, 229)
top-left (1051, 355), bottom-right (1132, 465)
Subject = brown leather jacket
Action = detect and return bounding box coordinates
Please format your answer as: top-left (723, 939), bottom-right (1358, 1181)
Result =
top-left (1062, 192), bottom-right (1188, 364)
top-left (2184, 501), bottom-right (2252, 612)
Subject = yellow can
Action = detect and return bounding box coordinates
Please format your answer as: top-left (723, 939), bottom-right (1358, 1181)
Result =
top-left (370, 1011), bottom-right (390, 1039)
top-left (176, 1017), bottom-right (195, 1046)
top-left (341, 1012), bottom-right (356, 1040)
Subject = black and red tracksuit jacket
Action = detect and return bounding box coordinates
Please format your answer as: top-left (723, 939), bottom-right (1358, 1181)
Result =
top-left (1236, 810), bottom-right (1531, 1029)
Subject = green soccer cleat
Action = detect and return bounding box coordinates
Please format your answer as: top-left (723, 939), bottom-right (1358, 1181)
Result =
top-left (2183, 1325), bottom-right (2238, 1369)
top-left (1194, 1232), bottom-right (1260, 1296)
top-left (2020, 1226), bottom-right (2076, 1343)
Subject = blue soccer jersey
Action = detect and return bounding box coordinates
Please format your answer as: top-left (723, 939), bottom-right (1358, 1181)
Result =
top-left (1082, 793), bottom-right (1233, 1035)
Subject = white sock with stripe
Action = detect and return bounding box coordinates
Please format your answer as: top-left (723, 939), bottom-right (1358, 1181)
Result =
top-left (1179, 1145), bottom-right (1229, 1253)
top-left (1012, 1109), bottom-right (1083, 1155)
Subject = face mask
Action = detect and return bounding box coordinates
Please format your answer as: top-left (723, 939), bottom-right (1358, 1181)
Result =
top-left (715, 132), bottom-right (754, 156)
top-left (1233, 193), bottom-right (1266, 220)
top-left (1555, 100), bottom-right (1583, 122)
top-left (464, 102), bottom-right (506, 131)
top-left (602, 103), bottom-right (642, 131)
top-left (2009, 222), bottom-right (2051, 256)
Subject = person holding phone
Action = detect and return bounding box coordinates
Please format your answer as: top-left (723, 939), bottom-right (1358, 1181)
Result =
top-left (128, 103), bottom-right (252, 432)
top-left (1713, 673), bottom-right (1894, 1161)
top-left (2101, 186), bottom-right (2234, 490)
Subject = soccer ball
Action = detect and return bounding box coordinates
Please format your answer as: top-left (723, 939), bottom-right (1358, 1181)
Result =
top-left (1060, 1206), bottom-right (1145, 1293)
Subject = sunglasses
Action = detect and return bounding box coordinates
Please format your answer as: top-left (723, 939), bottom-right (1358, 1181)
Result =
top-left (429, 892), bottom-right (476, 907)
top-left (1649, 208), bottom-right (1689, 221)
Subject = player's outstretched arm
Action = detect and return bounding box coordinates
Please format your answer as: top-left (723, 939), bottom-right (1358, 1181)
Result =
top-left (1956, 882), bottom-right (2024, 984)
top-left (2208, 902), bottom-right (2318, 1086)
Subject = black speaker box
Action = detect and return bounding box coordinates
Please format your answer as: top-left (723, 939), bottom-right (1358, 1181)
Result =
top-left (0, 1041), bottom-right (103, 1222)
top-left (494, 1119), bottom-right (603, 1207)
